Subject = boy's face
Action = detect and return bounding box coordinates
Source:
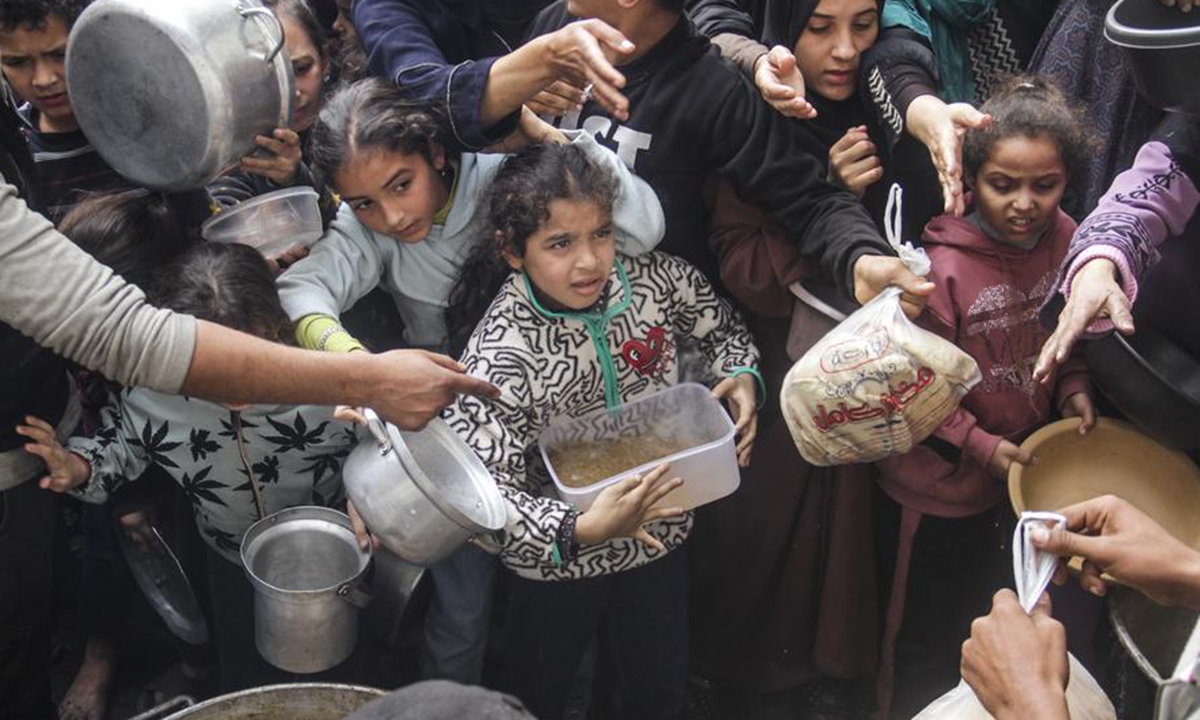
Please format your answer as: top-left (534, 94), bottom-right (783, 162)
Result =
top-left (0, 15), bottom-right (76, 132)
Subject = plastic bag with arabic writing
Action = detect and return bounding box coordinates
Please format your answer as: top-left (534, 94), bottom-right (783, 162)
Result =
top-left (779, 284), bottom-right (981, 466)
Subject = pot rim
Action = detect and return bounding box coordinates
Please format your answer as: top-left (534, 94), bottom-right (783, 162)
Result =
top-left (163, 682), bottom-right (385, 718)
top-left (1106, 0), bottom-right (1200, 50)
top-left (386, 419), bottom-right (508, 533)
top-left (1101, 330), bottom-right (1200, 412)
top-left (240, 506), bottom-right (372, 597)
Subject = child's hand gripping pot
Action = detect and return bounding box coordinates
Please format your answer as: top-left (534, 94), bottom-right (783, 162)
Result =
top-left (575, 464), bottom-right (685, 552)
top-left (16, 416), bottom-right (91, 492)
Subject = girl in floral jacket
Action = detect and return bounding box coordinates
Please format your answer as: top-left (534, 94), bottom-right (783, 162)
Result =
top-left (443, 142), bottom-right (762, 719)
top-left (19, 242), bottom-right (361, 690)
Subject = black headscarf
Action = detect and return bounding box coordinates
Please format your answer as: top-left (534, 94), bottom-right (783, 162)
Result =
top-left (753, 0), bottom-right (886, 152)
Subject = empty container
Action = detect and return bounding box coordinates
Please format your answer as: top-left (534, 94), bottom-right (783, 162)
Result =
top-left (202, 186), bottom-right (322, 259)
top-left (539, 383), bottom-right (741, 512)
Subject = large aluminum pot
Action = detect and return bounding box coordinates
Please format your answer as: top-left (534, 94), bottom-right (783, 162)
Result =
top-left (67, 0), bottom-right (294, 190)
top-left (342, 412), bottom-right (506, 566)
top-left (129, 683), bottom-right (385, 720)
top-left (240, 507), bottom-right (372, 674)
top-left (1106, 0), bottom-right (1200, 114)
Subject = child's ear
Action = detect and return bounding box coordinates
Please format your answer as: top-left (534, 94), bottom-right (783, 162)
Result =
top-left (496, 231), bottom-right (522, 270)
top-left (432, 144), bottom-right (446, 172)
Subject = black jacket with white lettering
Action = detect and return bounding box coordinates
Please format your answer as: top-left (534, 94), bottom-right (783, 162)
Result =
top-left (527, 5), bottom-right (892, 299)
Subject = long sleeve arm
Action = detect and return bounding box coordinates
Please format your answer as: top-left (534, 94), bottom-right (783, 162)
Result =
top-left (354, 0), bottom-right (519, 150)
top-left (65, 393), bottom-right (154, 505)
top-left (566, 130), bottom-right (666, 257)
top-left (277, 207), bottom-right (388, 325)
top-left (0, 179), bottom-right (197, 392)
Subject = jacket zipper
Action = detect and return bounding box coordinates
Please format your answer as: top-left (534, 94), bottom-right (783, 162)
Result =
top-left (232, 411), bottom-right (267, 521)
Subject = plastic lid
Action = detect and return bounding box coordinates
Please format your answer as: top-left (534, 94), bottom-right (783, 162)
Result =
top-left (1106, 0), bottom-right (1200, 49)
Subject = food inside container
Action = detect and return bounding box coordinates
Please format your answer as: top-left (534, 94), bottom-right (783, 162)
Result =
top-left (201, 186), bottom-right (322, 259)
top-left (539, 383), bottom-right (741, 512)
top-left (546, 435), bottom-right (694, 489)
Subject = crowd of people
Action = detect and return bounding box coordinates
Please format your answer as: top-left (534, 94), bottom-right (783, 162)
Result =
top-left (1, 0), bottom-right (1199, 719)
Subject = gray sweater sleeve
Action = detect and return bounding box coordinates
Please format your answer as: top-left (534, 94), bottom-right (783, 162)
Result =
top-left (0, 178), bottom-right (197, 392)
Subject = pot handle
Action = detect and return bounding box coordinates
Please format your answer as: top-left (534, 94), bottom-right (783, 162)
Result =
top-left (362, 408), bottom-right (395, 456)
top-left (126, 695), bottom-right (196, 720)
top-left (337, 581), bottom-right (374, 609)
top-left (239, 5), bottom-right (287, 64)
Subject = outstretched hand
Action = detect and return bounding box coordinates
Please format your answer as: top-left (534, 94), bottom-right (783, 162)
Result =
top-left (1034, 259), bottom-right (1134, 383)
top-left (905, 95), bottom-right (992, 216)
top-left (15, 415), bottom-right (91, 492)
top-left (712, 374), bottom-right (759, 467)
top-left (370, 350), bottom-right (500, 431)
top-left (539, 19), bottom-right (634, 121)
top-left (753, 45), bottom-right (816, 119)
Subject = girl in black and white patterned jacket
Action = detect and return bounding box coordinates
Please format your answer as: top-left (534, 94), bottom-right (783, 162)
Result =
top-left (444, 143), bottom-right (762, 719)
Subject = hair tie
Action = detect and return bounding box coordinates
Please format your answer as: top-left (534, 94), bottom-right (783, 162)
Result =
top-left (1016, 82), bottom-right (1038, 91)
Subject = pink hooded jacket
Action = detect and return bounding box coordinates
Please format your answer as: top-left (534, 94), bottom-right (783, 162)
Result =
top-left (876, 206), bottom-right (1091, 518)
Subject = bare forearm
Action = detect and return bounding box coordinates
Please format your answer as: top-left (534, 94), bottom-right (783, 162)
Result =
top-left (481, 38), bottom-right (556, 127)
top-left (180, 320), bottom-right (380, 407)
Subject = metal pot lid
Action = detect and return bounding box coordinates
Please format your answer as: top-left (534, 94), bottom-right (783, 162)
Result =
top-left (66, 0), bottom-right (293, 190)
top-left (1106, 0), bottom-right (1200, 49)
top-left (384, 419), bottom-right (508, 534)
top-left (115, 517), bottom-right (209, 646)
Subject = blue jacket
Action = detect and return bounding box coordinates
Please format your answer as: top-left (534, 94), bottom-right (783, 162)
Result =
top-left (353, 0), bottom-right (525, 150)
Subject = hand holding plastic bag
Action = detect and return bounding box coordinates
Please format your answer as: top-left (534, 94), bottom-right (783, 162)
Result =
top-left (781, 187), bottom-right (979, 465)
top-left (912, 513), bottom-right (1117, 720)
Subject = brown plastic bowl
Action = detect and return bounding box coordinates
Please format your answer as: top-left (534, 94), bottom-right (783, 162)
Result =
top-left (1009, 417), bottom-right (1200, 573)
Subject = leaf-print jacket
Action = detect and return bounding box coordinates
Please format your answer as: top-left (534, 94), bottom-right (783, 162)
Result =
top-left (68, 389), bottom-right (357, 564)
top-left (444, 252), bottom-right (760, 582)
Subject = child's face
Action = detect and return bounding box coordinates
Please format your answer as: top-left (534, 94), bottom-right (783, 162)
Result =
top-left (280, 13), bottom-right (328, 133)
top-left (0, 16), bottom-right (75, 132)
top-left (337, 147), bottom-right (449, 243)
top-left (506, 198), bottom-right (616, 311)
top-left (972, 135), bottom-right (1067, 247)
top-left (793, 0), bottom-right (879, 102)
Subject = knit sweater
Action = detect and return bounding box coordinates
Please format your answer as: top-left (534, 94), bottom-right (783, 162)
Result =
top-left (276, 130), bottom-right (665, 352)
top-left (68, 391), bottom-right (355, 563)
top-left (444, 251), bottom-right (759, 581)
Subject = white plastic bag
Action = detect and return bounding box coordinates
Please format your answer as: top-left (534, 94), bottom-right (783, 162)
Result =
top-left (779, 186), bottom-right (980, 466)
top-left (911, 513), bottom-right (1117, 720)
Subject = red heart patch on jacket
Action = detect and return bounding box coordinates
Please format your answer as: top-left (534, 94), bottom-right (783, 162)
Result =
top-left (622, 327), bottom-right (669, 376)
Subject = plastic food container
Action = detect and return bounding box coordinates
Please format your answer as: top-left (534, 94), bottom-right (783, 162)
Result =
top-left (539, 383), bottom-right (741, 512)
top-left (202, 186), bottom-right (322, 259)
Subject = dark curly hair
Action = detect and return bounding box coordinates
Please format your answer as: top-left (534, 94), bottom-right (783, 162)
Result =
top-left (151, 243), bottom-right (297, 346)
top-left (445, 142), bottom-right (619, 355)
top-left (0, 0), bottom-right (90, 31)
top-left (963, 75), bottom-right (1093, 184)
top-left (309, 77), bottom-right (452, 191)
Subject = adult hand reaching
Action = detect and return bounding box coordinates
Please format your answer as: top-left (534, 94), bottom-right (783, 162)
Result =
top-left (852, 254), bottom-right (936, 318)
top-left (537, 19), bottom-right (634, 121)
top-left (753, 45), bottom-right (816, 119)
top-left (1033, 259), bottom-right (1134, 383)
top-left (1032, 494), bottom-right (1200, 608)
top-left (370, 350), bottom-right (500, 431)
top-left (961, 590), bottom-right (1070, 720)
top-left (905, 95), bottom-right (992, 216)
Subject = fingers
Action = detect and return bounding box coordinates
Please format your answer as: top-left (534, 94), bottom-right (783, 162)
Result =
top-left (584, 18), bottom-right (636, 64)
top-left (446, 373), bottom-right (501, 400)
top-left (347, 500), bottom-right (371, 551)
top-left (642, 505), bottom-right (687, 523)
top-left (419, 350), bottom-right (466, 372)
top-left (1079, 559), bottom-right (1107, 597)
top-left (710, 376), bottom-right (736, 400)
top-left (1030, 589), bottom-right (1054, 618)
top-left (333, 405), bottom-right (369, 426)
top-left (892, 266), bottom-right (937, 297)
top-left (1079, 399), bottom-right (1096, 435)
top-left (1029, 522), bottom-right (1101, 566)
top-left (640, 462), bottom-right (673, 486)
top-left (1107, 293), bottom-right (1136, 335)
top-left (642, 475), bottom-right (684, 508)
top-left (736, 415), bottom-right (758, 467)
top-left (1011, 447), bottom-right (1035, 467)
top-left (633, 527), bottom-right (666, 553)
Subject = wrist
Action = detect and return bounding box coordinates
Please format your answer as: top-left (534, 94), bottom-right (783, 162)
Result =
top-left (70, 453), bottom-right (92, 485)
top-left (574, 511), bottom-right (602, 545)
top-left (904, 93), bottom-right (943, 142)
top-left (1176, 549), bottom-right (1200, 610)
top-left (995, 684), bottom-right (1069, 720)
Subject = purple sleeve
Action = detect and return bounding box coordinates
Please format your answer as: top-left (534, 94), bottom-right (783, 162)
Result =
top-left (1043, 141), bottom-right (1200, 332)
top-left (354, 0), bottom-right (519, 150)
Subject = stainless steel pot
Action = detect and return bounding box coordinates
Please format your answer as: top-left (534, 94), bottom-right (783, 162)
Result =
top-left (342, 411), bottom-right (506, 566)
top-left (240, 507), bottom-right (372, 674)
top-left (1106, 0), bottom-right (1200, 114)
top-left (67, 0), bottom-right (294, 190)
top-left (129, 683), bottom-right (385, 720)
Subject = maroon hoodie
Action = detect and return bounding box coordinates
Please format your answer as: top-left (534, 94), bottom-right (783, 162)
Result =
top-left (876, 206), bottom-right (1090, 518)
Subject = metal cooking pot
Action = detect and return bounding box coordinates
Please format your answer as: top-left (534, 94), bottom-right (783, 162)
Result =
top-left (1087, 327), bottom-right (1200, 450)
top-left (1106, 0), bottom-right (1200, 113)
top-left (240, 507), bottom-right (372, 674)
top-left (129, 683), bottom-right (385, 720)
top-left (67, 0), bottom-right (294, 190)
top-left (1110, 584), bottom-right (1200, 687)
top-left (342, 412), bottom-right (506, 566)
